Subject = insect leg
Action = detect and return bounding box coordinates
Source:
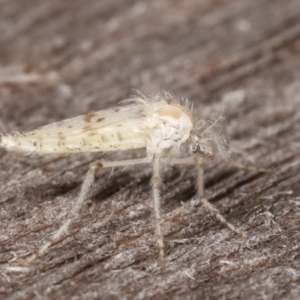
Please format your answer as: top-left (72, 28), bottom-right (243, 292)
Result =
top-left (151, 155), bottom-right (165, 264)
top-left (23, 156), bottom-right (151, 265)
top-left (217, 143), bottom-right (271, 173)
top-left (194, 155), bottom-right (247, 238)
top-left (171, 156), bottom-right (247, 238)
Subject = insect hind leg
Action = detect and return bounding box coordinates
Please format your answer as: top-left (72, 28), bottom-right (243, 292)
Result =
top-left (23, 161), bottom-right (102, 265)
top-left (22, 156), bottom-right (151, 266)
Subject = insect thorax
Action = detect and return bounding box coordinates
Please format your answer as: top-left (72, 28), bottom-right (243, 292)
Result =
top-left (146, 104), bottom-right (193, 156)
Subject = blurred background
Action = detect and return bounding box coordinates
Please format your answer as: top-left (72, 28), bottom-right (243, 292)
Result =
top-left (0, 1), bottom-right (299, 129)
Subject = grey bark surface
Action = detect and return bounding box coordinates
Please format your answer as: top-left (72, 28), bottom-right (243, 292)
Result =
top-left (0, 0), bottom-right (300, 299)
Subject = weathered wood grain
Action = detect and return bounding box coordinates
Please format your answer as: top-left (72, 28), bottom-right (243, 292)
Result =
top-left (1, 0), bottom-right (300, 299)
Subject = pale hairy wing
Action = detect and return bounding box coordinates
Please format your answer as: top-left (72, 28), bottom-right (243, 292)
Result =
top-left (1, 104), bottom-right (148, 154)
top-left (28, 104), bottom-right (143, 135)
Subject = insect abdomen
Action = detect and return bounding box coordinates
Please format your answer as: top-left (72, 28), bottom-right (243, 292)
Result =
top-left (0, 126), bottom-right (147, 154)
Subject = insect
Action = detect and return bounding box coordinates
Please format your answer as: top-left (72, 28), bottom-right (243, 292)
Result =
top-left (1, 92), bottom-right (267, 265)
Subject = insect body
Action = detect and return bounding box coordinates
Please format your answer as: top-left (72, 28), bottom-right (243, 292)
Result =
top-left (1, 97), bottom-right (193, 155)
top-left (1, 92), bottom-right (252, 265)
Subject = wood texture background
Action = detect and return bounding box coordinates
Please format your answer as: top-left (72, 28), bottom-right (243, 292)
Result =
top-left (1, 1), bottom-right (300, 299)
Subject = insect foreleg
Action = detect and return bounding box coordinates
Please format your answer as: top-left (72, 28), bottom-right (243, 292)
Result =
top-left (171, 155), bottom-right (247, 238)
top-left (194, 155), bottom-right (247, 238)
top-left (216, 141), bottom-right (271, 173)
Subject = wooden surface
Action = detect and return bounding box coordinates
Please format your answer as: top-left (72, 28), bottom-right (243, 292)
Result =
top-left (1, 0), bottom-right (300, 299)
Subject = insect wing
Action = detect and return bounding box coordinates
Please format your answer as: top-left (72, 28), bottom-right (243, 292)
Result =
top-left (3, 104), bottom-right (148, 153)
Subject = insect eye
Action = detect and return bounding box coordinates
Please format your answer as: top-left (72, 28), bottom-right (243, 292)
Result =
top-left (192, 141), bottom-right (199, 153)
top-left (192, 141), bottom-right (210, 156)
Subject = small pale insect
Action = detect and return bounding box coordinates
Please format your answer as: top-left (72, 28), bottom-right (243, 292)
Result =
top-left (0, 92), bottom-right (267, 265)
